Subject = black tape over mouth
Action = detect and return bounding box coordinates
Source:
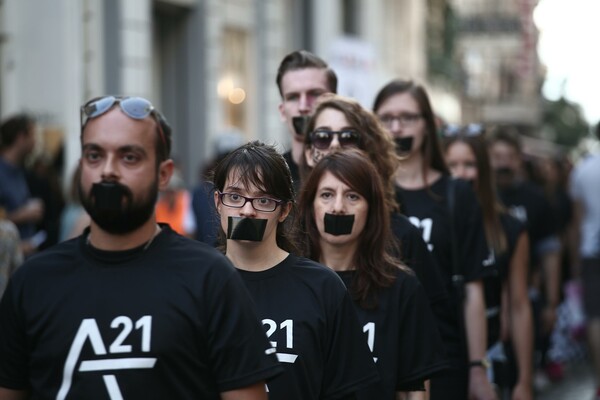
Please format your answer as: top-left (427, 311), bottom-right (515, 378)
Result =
top-left (91, 182), bottom-right (131, 211)
top-left (324, 213), bottom-right (355, 236)
top-left (227, 216), bottom-right (268, 241)
top-left (394, 137), bottom-right (414, 154)
top-left (292, 116), bottom-right (311, 137)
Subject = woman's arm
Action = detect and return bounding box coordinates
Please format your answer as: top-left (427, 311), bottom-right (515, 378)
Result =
top-left (465, 280), bottom-right (497, 400)
top-left (508, 233), bottom-right (533, 400)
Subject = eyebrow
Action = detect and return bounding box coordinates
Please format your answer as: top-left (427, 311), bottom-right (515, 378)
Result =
top-left (82, 143), bottom-right (147, 155)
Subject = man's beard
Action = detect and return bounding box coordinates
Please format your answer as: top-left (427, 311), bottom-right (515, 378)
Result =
top-left (79, 177), bottom-right (159, 235)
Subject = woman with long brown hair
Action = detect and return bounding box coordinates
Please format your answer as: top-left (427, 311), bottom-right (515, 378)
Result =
top-left (373, 80), bottom-right (496, 400)
top-left (443, 125), bottom-right (533, 400)
top-left (298, 149), bottom-right (447, 399)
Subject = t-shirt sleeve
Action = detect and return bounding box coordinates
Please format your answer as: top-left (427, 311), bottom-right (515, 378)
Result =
top-left (0, 274), bottom-right (30, 390)
top-left (395, 277), bottom-right (449, 389)
top-left (454, 179), bottom-right (493, 282)
top-left (204, 261), bottom-right (282, 392)
top-left (321, 287), bottom-right (379, 399)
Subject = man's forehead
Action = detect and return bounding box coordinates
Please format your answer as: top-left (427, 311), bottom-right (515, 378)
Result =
top-left (281, 67), bottom-right (329, 93)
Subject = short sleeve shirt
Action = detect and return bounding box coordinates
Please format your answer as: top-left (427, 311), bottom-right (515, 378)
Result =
top-left (337, 268), bottom-right (449, 399)
top-left (237, 254), bottom-right (380, 400)
top-left (0, 226), bottom-right (282, 398)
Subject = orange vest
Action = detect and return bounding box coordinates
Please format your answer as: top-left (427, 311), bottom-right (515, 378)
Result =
top-left (155, 190), bottom-right (191, 235)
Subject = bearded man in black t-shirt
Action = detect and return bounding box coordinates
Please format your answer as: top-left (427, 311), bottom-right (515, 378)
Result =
top-left (0, 96), bottom-right (282, 399)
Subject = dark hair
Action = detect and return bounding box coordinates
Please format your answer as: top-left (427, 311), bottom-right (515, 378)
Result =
top-left (80, 99), bottom-right (172, 163)
top-left (489, 126), bottom-right (522, 154)
top-left (0, 114), bottom-right (35, 149)
top-left (212, 140), bottom-right (299, 254)
top-left (373, 80), bottom-right (449, 179)
top-left (302, 94), bottom-right (399, 212)
top-left (298, 149), bottom-right (408, 309)
top-left (276, 50), bottom-right (338, 97)
top-left (442, 133), bottom-right (507, 254)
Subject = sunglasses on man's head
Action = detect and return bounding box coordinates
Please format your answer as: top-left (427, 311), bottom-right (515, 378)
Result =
top-left (441, 123), bottom-right (485, 138)
top-left (80, 95), bottom-right (167, 149)
top-left (309, 129), bottom-right (361, 150)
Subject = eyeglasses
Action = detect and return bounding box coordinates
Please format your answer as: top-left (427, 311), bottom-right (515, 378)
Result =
top-left (80, 95), bottom-right (167, 150)
top-left (218, 192), bottom-right (284, 212)
top-left (441, 123), bottom-right (485, 137)
top-left (378, 113), bottom-right (422, 129)
top-left (309, 129), bottom-right (361, 150)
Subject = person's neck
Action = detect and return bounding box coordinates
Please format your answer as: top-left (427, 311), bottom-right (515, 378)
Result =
top-left (395, 154), bottom-right (439, 189)
top-left (291, 138), bottom-right (304, 166)
top-left (226, 240), bottom-right (289, 272)
top-left (88, 219), bottom-right (161, 251)
top-left (319, 241), bottom-right (357, 272)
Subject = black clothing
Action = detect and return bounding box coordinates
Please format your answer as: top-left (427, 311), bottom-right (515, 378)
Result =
top-left (337, 269), bottom-right (448, 399)
top-left (0, 226), bottom-right (282, 398)
top-left (237, 254), bottom-right (379, 400)
top-left (485, 214), bottom-right (526, 347)
top-left (395, 176), bottom-right (492, 400)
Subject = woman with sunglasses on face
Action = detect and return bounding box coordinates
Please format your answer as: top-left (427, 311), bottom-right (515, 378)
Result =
top-left (373, 80), bottom-right (497, 400)
top-left (298, 149), bottom-right (447, 400)
top-left (300, 94), bottom-right (449, 315)
top-left (443, 127), bottom-right (533, 400)
top-left (211, 141), bottom-right (379, 400)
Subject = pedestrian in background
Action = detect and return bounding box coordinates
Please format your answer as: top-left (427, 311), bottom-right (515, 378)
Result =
top-left (443, 124), bottom-right (534, 400)
top-left (568, 122), bottom-right (600, 400)
top-left (374, 79), bottom-right (497, 400)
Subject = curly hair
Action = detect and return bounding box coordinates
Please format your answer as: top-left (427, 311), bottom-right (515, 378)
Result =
top-left (301, 94), bottom-right (400, 212)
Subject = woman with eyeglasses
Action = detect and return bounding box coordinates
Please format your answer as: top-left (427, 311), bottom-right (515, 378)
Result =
top-left (298, 149), bottom-right (447, 400)
top-left (373, 80), bottom-right (497, 400)
top-left (211, 141), bottom-right (379, 400)
top-left (442, 127), bottom-right (533, 400)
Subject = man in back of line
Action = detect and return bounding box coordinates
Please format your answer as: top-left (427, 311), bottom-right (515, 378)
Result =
top-left (0, 95), bottom-right (282, 399)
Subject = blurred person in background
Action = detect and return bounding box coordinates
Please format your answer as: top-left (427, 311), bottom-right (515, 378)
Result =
top-left (58, 166), bottom-right (90, 242)
top-left (373, 79), bottom-right (497, 400)
top-left (0, 207), bottom-right (23, 299)
top-left (26, 154), bottom-right (65, 249)
top-left (155, 165), bottom-right (195, 237)
top-left (298, 149), bottom-right (448, 399)
top-left (488, 129), bottom-right (562, 390)
top-left (276, 50), bottom-right (337, 189)
top-left (443, 124), bottom-right (533, 400)
top-left (0, 114), bottom-right (45, 257)
top-left (568, 121), bottom-right (600, 400)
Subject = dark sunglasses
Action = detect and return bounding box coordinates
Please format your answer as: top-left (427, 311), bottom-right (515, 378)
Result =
top-left (309, 129), bottom-right (361, 150)
top-left (441, 123), bottom-right (485, 138)
top-left (80, 95), bottom-right (167, 149)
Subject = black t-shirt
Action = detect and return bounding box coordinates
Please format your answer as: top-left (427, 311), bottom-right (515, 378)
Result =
top-left (0, 226), bottom-right (282, 399)
top-left (395, 175), bottom-right (493, 361)
top-left (484, 214), bottom-right (526, 347)
top-left (237, 254), bottom-right (379, 400)
top-left (337, 268), bottom-right (449, 399)
top-left (497, 181), bottom-right (558, 266)
top-left (391, 212), bottom-right (448, 305)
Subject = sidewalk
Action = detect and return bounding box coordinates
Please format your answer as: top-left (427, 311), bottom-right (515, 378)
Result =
top-left (537, 360), bottom-right (596, 400)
